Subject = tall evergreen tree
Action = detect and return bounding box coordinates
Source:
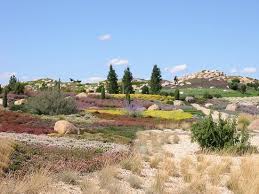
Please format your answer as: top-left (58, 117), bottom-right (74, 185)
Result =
top-left (149, 65), bottom-right (162, 94)
top-left (122, 67), bottom-right (134, 94)
top-left (8, 75), bottom-right (17, 91)
top-left (106, 65), bottom-right (119, 94)
top-left (3, 88), bottom-right (8, 108)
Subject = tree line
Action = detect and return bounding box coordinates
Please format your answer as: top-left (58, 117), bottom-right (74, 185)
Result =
top-left (105, 64), bottom-right (162, 95)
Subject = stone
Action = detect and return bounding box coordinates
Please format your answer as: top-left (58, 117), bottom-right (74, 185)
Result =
top-left (14, 99), bottom-right (26, 105)
top-left (0, 98), bottom-right (2, 105)
top-left (54, 120), bottom-right (79, 135)
top-left (148, 104), bottom-right (160, 110)
top-left (226, 103), bottom-right (238, 112)
top-left (248, 119), bottom-right (259, 131)
top-left (76, 92), bottom-right (87, 98)
top-left (185, 96), bottom-right (195, 103)
top-left (174, 100), bottom-right (185, 106)
top-left (205, 103), bottom-right (213, 108)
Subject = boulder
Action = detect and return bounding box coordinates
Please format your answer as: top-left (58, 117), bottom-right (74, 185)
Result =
top-left (0, 98), bottom-right (2, 105)
top-left (54, 120), bottom-right (79, 135)
top-left (248, 119), bottom-right (259, 131)
top-left (185, 96), bottom-right (195, 103)
top-left (226, 103), bottom-right (238, 112)
top-left (205, 103), bottom-right (213, 108)
top-left (148, 104), bottom-right (160, 110)
top-left (76, 92), bottom-right (87, 98)
top-left (14, 99), bottom-right (26, 105)
top-left (174, 100), bottom-right (185, 106)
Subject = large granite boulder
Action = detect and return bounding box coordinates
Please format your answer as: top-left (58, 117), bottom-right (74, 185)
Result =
top-left (148, 104), bottom-right (160, 110)
top-left (14, 99), bottom-right (26, 105)
top-left (226, 103), bottom-right (238, 112)
top-left (54, 120), bottom-right (79, 135)
top-left (174, 100), bottom-right (185, 106)
top-left (185, 96), bottom-right (195, 103)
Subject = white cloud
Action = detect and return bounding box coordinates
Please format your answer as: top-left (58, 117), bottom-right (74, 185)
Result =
top-left (165, 64), bottom-right (188, 74)
top-left (98, 34), bottom-right (112, 41)
top-left (230, 68), bottom-right (238, 74)
top-left (85, 76), bottom-right (104, 83)
top-left (242, 67), bottom-right (257, 74)
top-left (108, 58), bottom-right (129, 66)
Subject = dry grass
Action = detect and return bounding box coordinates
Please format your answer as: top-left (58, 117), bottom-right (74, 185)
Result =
top-left (173, 134), bottom-right (180, 144)
top-left (150, 154), bottom-right (161, 169)
top-left (81, 178), bottom-right (100, 194)
top-left (161, 157), bottom-right (179, 177)
top-left (149, 169), bottom-right (169, 194)
top-left (98, 165), bottom-right (118, 188)
top-left (127, 174), bottom-right (143, 189)
top-left (57, 170), bottom-right (79, 185)
top-left (120, 153), bottom-right (143, 174)
top-left (180, 157), bottom-right (195, 183)
top-left (0, 138), bottom-right (15, 175)
top-left (227, 157), bottom-right (259, 194)
top-left (0, 169), bottom-right (55, 194)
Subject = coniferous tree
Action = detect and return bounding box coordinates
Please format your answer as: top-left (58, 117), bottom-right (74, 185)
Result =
top-left (101, 86), bottom-right (106, 99)
top-left (0, 84), bottom-right (2, 94)
top-left (122, 67), bottom-right (134, 94)
top-left (149, 65), bottom-right (162, 94)
top-left (8, 75), bottom-right (17, 91)
top-left (175, 89), bottom-right (180, 100)
top-left (3, 88), bottom-right (8, 108)
top-left (106, 65), bottom-right (119, 94)
top-left (141, 85), bottom-right (149, 94)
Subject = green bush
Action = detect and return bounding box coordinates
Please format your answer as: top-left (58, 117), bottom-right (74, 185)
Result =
top-left (191, 115), bottom-right (250, 151)
top-left (141, 85), bottom-right (149, 94)
top-left (203, 92), bottom-right (213, 99)
top-left (239, 84), bottom-right (247, 94)
top-left (174, 89), bottom-right (180, 100)
top-left (213, 93), bottom-right (222, 98)
top-left (26, 90), bottom-right (78, 115)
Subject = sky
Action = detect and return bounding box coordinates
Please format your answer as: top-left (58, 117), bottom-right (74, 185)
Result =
top-left (0, 0), bottom-right (258, 84)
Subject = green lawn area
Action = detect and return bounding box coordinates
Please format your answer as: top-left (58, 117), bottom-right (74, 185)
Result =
top-left (162, 87), bottom-right (259, 98)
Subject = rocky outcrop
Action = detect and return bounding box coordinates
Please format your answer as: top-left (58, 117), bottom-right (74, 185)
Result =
top-left (54, 120), bottom-right (79, 135)
top-left (148, 104), bottom-right (160, 110)
top-left (185, 96), bottom-right (195, 103)
top-left (248, 119), bottom-right (259, 132)
top-left (14, 99), bottom-right (26, 105)
top-left (174, 100), bottom-right (185, 106)
top-left (226, 103), bottom-right (238, 112)
top-left (76, 92), bottom-right (88, 98)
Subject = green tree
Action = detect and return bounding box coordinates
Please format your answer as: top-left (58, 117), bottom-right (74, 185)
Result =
top-left (174, 89), bottom-right (180, 100)
top-left (8, 75), bottom-right (17, 91)
top-left (106, 65), bottom-right (119, 94)
top-left (141, 85), bottom-right (149, 94)
top-left (240, 84), bottom-right (247, 94)
top-left (0, 84), bottom-right (2, 94)
top-left (101, 86), bottom-right (106, 99)
top-left (122, 67), bottom-right (134, 94)
top-left (13, 82), bottom-right (25, 94)
top-left (149, 65), bottom-right (162, 94)
top-left (3, 88), bottom-right (8, 108)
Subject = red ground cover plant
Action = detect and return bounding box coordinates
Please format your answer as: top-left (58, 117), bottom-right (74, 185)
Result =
top-left (0, 110), bottom-right (54, 134)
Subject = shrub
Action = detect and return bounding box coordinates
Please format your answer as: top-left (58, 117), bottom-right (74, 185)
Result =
top-left (174, 89), bottom-right (180, 100)
top-left (203, 92), bottom-right (213, 99)
top-left (239, 84), bottom-right (247, 94)
top-left (228, 82), bottom-right (238, 90)
top-left (191, 115), bottom-right (250, 151)
top-left (141, 85), bottom-right (149, 94)
top-left (213, 93), bottom-right (222, 98)
top-left (26, 90), bottom-right (78, 115)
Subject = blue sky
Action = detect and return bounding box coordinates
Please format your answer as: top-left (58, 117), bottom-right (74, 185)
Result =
top-left (0, 0), bottom-right (258, 84)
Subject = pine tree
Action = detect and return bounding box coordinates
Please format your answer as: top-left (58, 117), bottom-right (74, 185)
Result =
top-left (122, 67), bottom-right (134, 94)
top-left (149, 65), bottom-right (162, 94)
top-left (0, 84), bottom-right (2, 94)
top-left (101, 86), bottom-right (106, 99)
top-left (8, 75), bottom-right (17, 91)
top-left (175, 89), bottom-right (180, 100)
top-left (3, 88), bottom-right (8, 108)
top-left (106, 65), bottom-right (119, 94)
top-left (141, 85), bottom-right (149, 94)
